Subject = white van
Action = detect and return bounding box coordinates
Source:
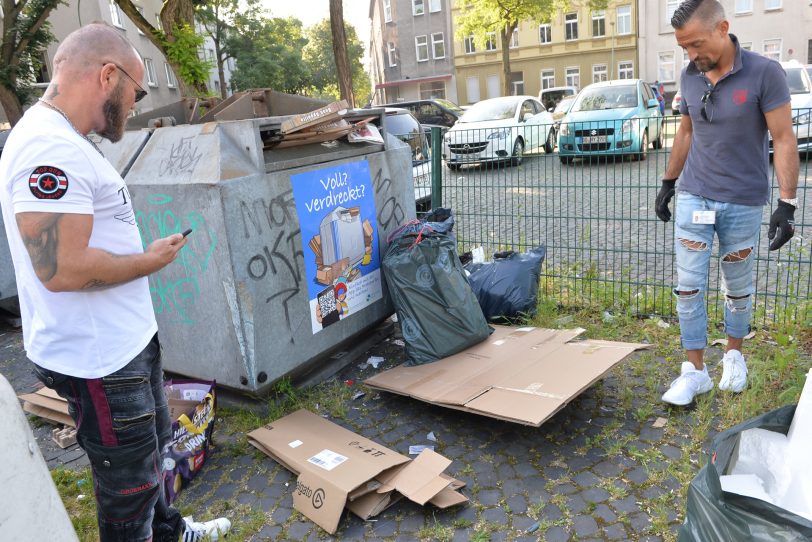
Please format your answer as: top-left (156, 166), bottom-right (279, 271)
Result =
top-left (539, 86), bottom-right (578, 112)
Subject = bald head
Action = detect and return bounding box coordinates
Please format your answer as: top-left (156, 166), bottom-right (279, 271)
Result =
top-left (52, 22), bottom-right (140, 78)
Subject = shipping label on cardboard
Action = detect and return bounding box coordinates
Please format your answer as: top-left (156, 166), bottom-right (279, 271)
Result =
top-left (307, 449), bottom-right (348, 471)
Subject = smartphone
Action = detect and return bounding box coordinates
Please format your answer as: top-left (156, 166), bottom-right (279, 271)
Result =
top-left (181, 228), bottom-right (193, 237)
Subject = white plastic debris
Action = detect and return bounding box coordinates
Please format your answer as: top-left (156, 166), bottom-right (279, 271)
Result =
top-left (472, 246), bottom-right (485, 264)
top-left (426, 432), bottom-right (437, 442)
top-left (656, 319), bottom-right (671, 329)
top-left (602, 311), bottom-right (615, 323)
top-left (352, 391), bottom-right (366, 401)
top-left (392, 339), bottom-right (405, 347)
top-left (408, 445), bottom-right (435, 455)
top-left (366, 356), bottom-right (384, 369)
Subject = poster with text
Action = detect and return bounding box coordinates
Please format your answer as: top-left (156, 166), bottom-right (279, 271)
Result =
top-left (291, 160), bottom-right (382, 334)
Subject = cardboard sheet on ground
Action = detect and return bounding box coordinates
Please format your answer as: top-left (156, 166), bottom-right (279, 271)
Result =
top-left (18, 387), bottom-right (74, 427)
top-left (247, 409), bottom-right (466, 534)
top-left (364, 326), bottom-right (649, 427)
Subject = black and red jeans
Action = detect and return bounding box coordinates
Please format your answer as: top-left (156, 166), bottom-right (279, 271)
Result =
top-left (33, 334), bottom-right (184, 542)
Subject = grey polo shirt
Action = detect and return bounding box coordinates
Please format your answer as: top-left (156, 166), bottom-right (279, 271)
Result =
top-left (678, 34), bottom-right (790, 206)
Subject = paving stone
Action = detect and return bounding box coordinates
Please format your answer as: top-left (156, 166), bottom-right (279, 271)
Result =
top-left (593, 503), bottom-right (617, 523)
top-left (496, 463), bottom-right (516, 479)
top-left (228, 466), bottom-right (247, 481)
top-left (511, 515), bottom-right (536, 531)
top-left (501, 478), bottom-right (526, 496)
top-left (212, 483), bottom-right (237, 500)
top-left (566, 493), bottom-right (588, 514)
top-left (572, 514), bottom-right (600, 537)
top-left (522, 475), bottom-right (548, 494)
top-left (256, 525), bottom-right (282, 539)
top-left (506, 494), bottom-right (527, 514)
top-left (478, 489), bottom-right (502, 506)
top-left (272, 506), bottom-right (293, 524)
top-left (481, 507), bottom-right (508, 524)
top-left (553, 483), bottom-right (578, 495)
top-left (660, 444), bottom-right (683, 460)
top-left (592, 460), bottom-right (624, 477)
top-left (452, 531), bottom-right (471, 542)
top-left (543, 526), bottom-right (571, 542)
top-left (642, 486), bottom-right (664, 500)
top-left (370, 519), bottom-right (397, 537)
top-left (604, 522), bottom-right (629, 540)
top-left (398, 509), bottom-right (425, 533)
top-left (580, 487), bottom-right (611, 503)
top-left (246, 473), bottom-right (268, 492)
top-left (611, 495), bottom-right (640, 515)
top-left (286, 521), bottom-right (311, 540)
top-left (572, 470), bottom-right (601, 488)
top-left (236, 492), bottom-right (258, 506)
top-left (630, 511), bottom-right (652, 532)
top-left (543, 465), bottom-right (568, 480)
top-left (625, 467), bottom-right (650, 485)
top-left (540, 503), bottom-right (563, 522)
top-left (514, 462), bottom-right (540, 477)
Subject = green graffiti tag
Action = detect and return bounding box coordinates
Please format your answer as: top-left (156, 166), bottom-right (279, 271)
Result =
top-left (135, 194), bottom-right (217, 325)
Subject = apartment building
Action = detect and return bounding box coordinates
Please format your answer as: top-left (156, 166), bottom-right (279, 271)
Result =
top-left (639, 0), bottom-right (812, 101)
top-left (369, 0), bottom-right (459, 104)
top-left (451, 1), bottom-right (639, 105)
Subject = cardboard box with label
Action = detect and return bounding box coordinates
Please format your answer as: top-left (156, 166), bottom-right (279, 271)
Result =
top-left (247, 409), bottom-right (467, 534)
top-left (365, 326), bottom-right (649, 427)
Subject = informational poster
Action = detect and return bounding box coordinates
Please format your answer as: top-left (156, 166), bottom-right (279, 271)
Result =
top-left (291, 160), bottom-right (382, 334)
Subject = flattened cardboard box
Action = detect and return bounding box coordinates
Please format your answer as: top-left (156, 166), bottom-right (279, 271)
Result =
top-left (18, 387), bottom-right (74, 427)
top-left (365, 326), bottom-right (649, 427)
top-left (247, 409), bottom-right (466, 534)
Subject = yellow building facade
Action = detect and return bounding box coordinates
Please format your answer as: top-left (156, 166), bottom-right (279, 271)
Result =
top-left (452, 1), bottom-right (639, 105)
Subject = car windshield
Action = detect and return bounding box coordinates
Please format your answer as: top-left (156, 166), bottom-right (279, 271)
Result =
top-left (386, 112), bottom-right (429, 164)
top-left (434, 99), bottom-right (464, 114)
top-left (459, 99), bottom-right (518, 122)
top-left (554, 96), bottom-right (575, 113)
top-left (785, 68), bottom-right (812, 95)
top-left (573, 86), bottom-right (638, 111)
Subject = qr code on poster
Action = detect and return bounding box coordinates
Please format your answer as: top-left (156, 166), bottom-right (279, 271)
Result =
top-left (319, 288), bottom-right (337, 315)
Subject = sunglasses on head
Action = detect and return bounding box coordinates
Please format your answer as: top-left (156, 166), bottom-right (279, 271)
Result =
top-left (105, 62), bottom-right (148, 102)
top-left (700, 88), bottom-right (714, 123)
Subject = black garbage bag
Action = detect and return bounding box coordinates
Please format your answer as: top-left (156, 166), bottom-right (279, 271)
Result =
top-left (383, 210), bottom-right (491, 366)
top-left (679, 404), bottom-right (812, 542)
top-left (464, 246), bottom-right (546, 323)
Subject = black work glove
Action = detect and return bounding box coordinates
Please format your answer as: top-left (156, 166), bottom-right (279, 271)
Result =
top-left (768, 200), bottom-right (796, 251)
top-left (655, 178), bottom-right (677, 222)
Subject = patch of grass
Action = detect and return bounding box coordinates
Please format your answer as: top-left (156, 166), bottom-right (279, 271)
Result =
top-left (452, 517), bottom-right (474, 529)
top-left (418, 518), bottom-right (454, 542)
top-left (51, 467), bottom-right (98, 542)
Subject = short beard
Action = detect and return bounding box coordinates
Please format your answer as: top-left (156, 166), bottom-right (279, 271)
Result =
top-left (694, 58), bottom-right (718, 73)
top-left (98, 80), bottom-right (127, 143)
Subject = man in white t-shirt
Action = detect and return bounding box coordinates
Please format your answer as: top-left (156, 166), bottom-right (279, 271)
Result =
top-left (0, 24), bottom-right (229, 542)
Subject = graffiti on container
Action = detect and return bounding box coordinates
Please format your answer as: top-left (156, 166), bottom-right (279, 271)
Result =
top-left (136, 193), bottom-right (217, 324)
top-left (372, 167), bottom-right (405, 232)
top-left (159, 137), bottom-right (202, 176)
top-left (240, 189), bottom-right (304, 343)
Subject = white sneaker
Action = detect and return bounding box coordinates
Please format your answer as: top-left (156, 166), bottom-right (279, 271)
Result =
top-left (718, 349), bottom-right (748, 393)
top-left (662, 362), bottom-right (714, 406)
top-left (182, 516), bottom-right (232, 542)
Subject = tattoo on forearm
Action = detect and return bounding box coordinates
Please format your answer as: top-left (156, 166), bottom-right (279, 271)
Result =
top-left (81, 279), bottom-right (109, 290)
top-left (17, 214), bottom-right (62, 282)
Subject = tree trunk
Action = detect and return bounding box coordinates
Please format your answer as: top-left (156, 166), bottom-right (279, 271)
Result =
top-left (329, 0), bottom-right (354, 107)
top-left (500, 23), bottom-right (515, 97)
top-left (0, 84), bottom-right (24, 126)
top-left (214, 41), bottom-right (228, 100)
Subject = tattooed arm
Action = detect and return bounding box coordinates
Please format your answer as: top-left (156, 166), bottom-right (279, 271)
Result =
top-left (15, 212), bottom-right (187, 292)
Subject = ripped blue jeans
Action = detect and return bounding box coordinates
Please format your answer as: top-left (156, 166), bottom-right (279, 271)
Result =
top-left (674, 192), bottom-right (762, 351)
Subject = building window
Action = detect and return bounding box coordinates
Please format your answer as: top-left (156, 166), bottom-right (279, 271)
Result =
top-left (618, 61), bottom-right (634, 79)
top-left (592, 10), bottom-right (605, 38)
top-left (658, 51), bottom-right (675, 82)
top-left (431, 33), bottom-right (445, 59)
top-left (539, 24), bottom-right (551, 44)
top-left (387, 42), bottom-right (397, 67)
top-left (413, 0), bottom-right (424, 16)
top-left (616, 5), bottom-right (631, 35)
top-left (565, 66), bottom-right (580, 88)
top-left (592, 64), bottom-right (608, 83)
top-left (485, 32), bottom-right (497, 51)
top-left (666, 0), bottom-right (679, 23)
top-left (144, 58), bottom-right (157, 86)
top-left (541, 69), bottom-right (555, 90)
top-left (383, 0), bottom-right (392, 23)
top-left (164, 63), bottom-right (177, 88)
top-left (510, 28), bottom-right (519, 48)
top-left (420, 81), bottom-right (445, 99)
top-left (109, 0), bottom-right (124, 27)
top-left (735, 0), bottom-right (752, 14)
top-left (466, 76), bottom-right (480, 104)
top-left (764, 0), bottom-right (781, 9)
top-left (415, 35), bottom-right (429, 61)
top-left (740, 41), bottom-right (753, 51)
top-left (464, 35), bottom-right (476, 54)
top-left (763, 38), bottom-right (781, 61)
top-left (565, 13), bottom-right (578, 41)
top-left (429, 0), bottom-right (441, 12)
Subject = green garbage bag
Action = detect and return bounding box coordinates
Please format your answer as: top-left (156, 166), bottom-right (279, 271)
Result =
top-left (679, 404), bottom-right (812, 542)
top-left (382, 212), bottom-right (491, 365)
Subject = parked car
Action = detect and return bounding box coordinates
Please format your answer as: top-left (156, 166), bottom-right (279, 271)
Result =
top-left (378, 98), bottom-right (464, 129)
top-left (539, 86), bottom-right (578, 112)
top-left (671, 88), bottom-right (683, 115)
top-left (557, 79), bottom-right (664, 164)
top-left (806, 64), bottom-right (812, 80)
top-left (380, 108), bottom-right (433, 209)
top-left (770, 60), bottom-right (812, 156)
top-left (650, 84), bottom-right (666, 115)
top-left (442, 96), bottom-right (555, 170)
top-left (550, 94), bottom-right (577, 142)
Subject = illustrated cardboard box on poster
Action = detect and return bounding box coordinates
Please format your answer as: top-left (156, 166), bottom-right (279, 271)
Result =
top-left (364, 326), bottom-right (650, 427)
top-left (247, 409), bottom-right (467, 534)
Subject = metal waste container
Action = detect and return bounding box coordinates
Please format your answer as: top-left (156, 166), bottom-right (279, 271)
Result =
top-left (0, 130), bottom-right (17, 303)
top-left (100, 115), bottom-right (414, 394)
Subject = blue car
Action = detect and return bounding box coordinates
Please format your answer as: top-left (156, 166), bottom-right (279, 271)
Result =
top-left (558, 79), bottom-right (664, 163)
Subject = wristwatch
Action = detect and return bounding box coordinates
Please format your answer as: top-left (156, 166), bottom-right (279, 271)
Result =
top-left (779, 197), bottom-right (798, 207)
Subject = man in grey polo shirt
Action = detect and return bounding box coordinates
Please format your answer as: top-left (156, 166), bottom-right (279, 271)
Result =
top-left (655, 0), bottom-right (799, 406)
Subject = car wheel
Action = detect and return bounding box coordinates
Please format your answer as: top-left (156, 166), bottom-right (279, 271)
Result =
top-left (447, 163), bottom-right (461, 171)
top-left (635, 131), bottom-right (648, 161)
top-left (544, 129), bottom-right (555, 153)
top-left (652, 124), bottom-right (663, 149)
top-left (511, 139), bottom-right (525, 166)
top-left (560, 156), bottom-right (573, 165)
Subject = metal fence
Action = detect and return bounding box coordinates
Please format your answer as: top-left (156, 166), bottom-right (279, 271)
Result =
top-left (428, 114), bottom-right (812, 325)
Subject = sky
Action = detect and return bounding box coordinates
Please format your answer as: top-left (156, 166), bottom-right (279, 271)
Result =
top-left (261, 0), bottom-right (372, 64)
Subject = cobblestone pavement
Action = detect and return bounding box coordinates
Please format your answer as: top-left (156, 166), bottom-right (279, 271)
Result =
top-left (1, 316), bottom-right (726, 542)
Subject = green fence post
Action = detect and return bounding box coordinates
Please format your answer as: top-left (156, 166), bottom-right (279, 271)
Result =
top-left (431, 126), bottom-right (443, 210)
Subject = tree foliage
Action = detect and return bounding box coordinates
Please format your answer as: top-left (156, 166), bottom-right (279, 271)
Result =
top-left (302, 18), bottom-right (369, 105)
top-left (195, 0), bottom-right (250, 99)
top-left (455, 0), bottom-right (607, 96)
top-left (0, 0), bottom-right (62, 125)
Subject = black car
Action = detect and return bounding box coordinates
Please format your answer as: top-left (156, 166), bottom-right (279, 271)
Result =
top-left (377, 99), bottom-right (463, 128)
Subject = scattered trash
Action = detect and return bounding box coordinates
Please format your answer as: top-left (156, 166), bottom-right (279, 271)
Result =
top-left (366, 356), bottom-right (384, 369)
top-left (426, 431), bottom-right (437, 442)
top-left (555, 315), bottom-right (574, 326)
top-left (390, 314), bottom-right (398, 323)
top-left (711, 331), bottom-right (756, 347)
top-left (471, 246), bottom-right (485, 264)
top-left (602, 311), bottom-right (615, 323)
top-left (392, 339), bottom-right (405, 347)
top-left (77, 494), bottom-right (86, 501)
top-left (320, 140), bottom-right (339, 148)
top-left (344, 379), bottom-right (354, 386)
top-left (656, 319), bottom-right (671, 329)
top-left (77, 479), bottom-right (86, 487)
top-left (526, 521), bottom-right (540, 533)
top-left (653, 417), bottom-right (668, 428)
top-left (352, 391), bottom-right (366, 401)
top-left (408, 444), bottom-right (435, 455)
